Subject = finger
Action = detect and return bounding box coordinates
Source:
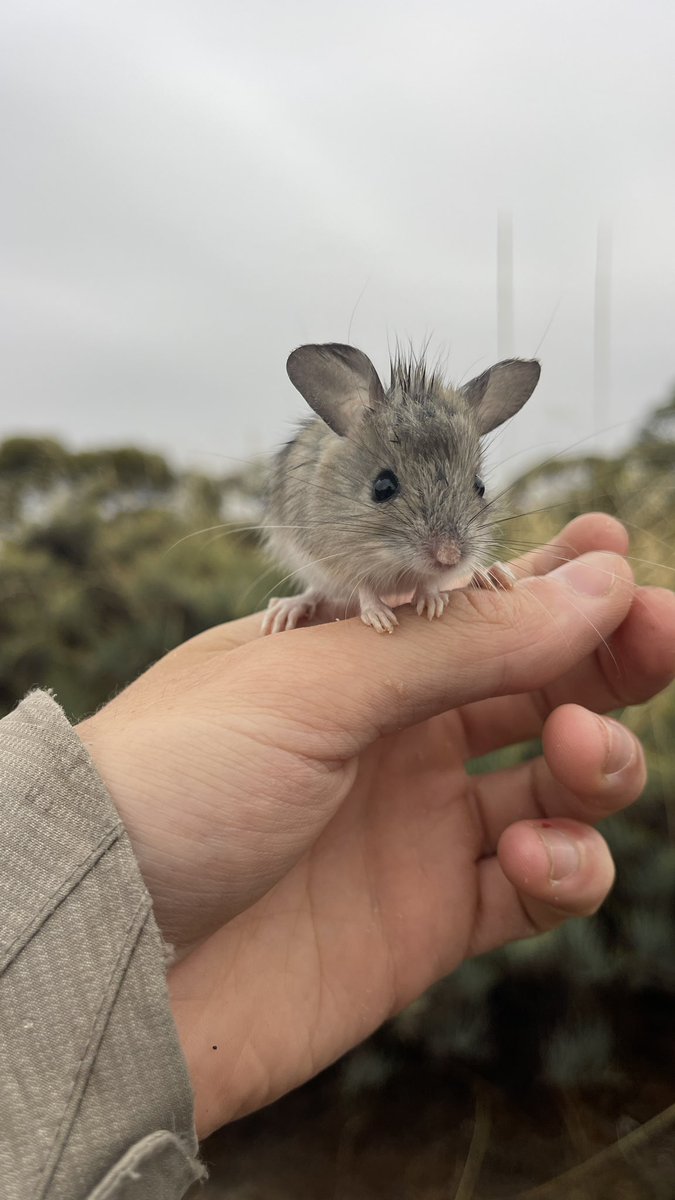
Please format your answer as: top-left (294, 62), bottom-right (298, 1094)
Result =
top-left (469, 819), bottom-right (615, 957)
top-left (500, 511), bottom-right (629, 580)
top-left (468, 705), bottom-right (646, 852)
top-left (457, 584), bottom-right (675, 757)
top-left (237, 552), bottom-right (636, 748)
top-left (154, 513), bottom-right (632, 666)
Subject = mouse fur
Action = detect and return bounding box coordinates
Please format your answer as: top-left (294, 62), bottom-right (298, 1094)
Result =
top-left (262, 343), bottom-right (540, 634)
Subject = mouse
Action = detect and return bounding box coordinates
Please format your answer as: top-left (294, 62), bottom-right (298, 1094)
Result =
top-left (261, 342), bottom-right (540, 633)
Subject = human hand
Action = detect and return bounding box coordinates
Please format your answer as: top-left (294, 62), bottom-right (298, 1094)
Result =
top-left (76, 514), bottom-right (675, 1137)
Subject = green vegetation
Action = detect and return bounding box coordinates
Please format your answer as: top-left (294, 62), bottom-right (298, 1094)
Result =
top-left (0, 391), bottom-right (673, 1197)
top-left (0, 441), bottom-right (270, 720)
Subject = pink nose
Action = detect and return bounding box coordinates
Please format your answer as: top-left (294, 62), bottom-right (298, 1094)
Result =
top-left (433, 539), bottom-right (461, 568)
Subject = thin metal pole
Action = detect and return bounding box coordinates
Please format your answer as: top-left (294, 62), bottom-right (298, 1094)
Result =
top-left (593, 220), bottom-right (612, 435)
top-left (497, 211), bottom-right (514, 359)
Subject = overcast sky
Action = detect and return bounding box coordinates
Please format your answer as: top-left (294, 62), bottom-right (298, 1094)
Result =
top-left (1, 0), bottom-right (674, 484)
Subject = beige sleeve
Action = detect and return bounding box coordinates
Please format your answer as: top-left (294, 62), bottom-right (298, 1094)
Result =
top-left (0, 691), bottom-right (206, 1200)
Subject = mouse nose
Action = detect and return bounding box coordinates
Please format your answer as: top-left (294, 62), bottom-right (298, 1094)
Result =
top-left (432, 538), bottom-right (462, 568)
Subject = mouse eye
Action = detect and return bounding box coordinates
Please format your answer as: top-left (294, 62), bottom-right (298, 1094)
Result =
top-left (474, 476), bottom-right (486, 498)
top-left (372, 469), bottom-right (399, 503)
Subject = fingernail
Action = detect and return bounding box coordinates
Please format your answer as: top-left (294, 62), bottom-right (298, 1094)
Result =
top-left (537, 827), bottom-right (581, 882)
top-left (551, 557), bottom-right (615, 596)
top-left (601, 717), bottom-right (636, 776)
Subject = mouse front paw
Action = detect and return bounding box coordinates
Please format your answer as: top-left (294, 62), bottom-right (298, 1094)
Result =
top-left (413, 587), bottom-right (451, 620)
top-left (261, 591), bottom-right (318, 635)
top-left (472, 562), bottom-right (517, 591)
top-left (358, 592), bottom-right (399, 634)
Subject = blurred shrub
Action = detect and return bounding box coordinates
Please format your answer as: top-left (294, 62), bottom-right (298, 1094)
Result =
top-left (0, 388), bottom-right (672, 1105)
top-left (0, 439), bottom-right (270, 720)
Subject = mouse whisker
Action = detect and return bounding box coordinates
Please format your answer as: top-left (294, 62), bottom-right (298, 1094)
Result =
top-left (164, 522), bottom-right (258, 553)
top-left (502, 545), bottom-right (674, 579)
top-left (260, 551), bottom-right (356, 607)
top-left (343, 563), bottom-right (377, 621)
top-left (471, 565), bottom-right (501, 593)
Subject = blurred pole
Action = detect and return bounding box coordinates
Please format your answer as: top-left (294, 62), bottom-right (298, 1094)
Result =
top-left (497, 211), bottom-right (514, 359)
top-left (593, 220), bottom-right (612, 436)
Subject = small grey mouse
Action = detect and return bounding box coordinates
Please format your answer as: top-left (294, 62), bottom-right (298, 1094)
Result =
top-left (262, 343), bottom-right (540, 634)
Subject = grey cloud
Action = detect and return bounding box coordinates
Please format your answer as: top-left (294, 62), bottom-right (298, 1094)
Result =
top-left (1, 0), bottom-right (673, 485)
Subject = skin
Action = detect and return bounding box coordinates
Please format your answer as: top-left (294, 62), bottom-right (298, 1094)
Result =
top-left (76, 514), bottom-right (675, 1139)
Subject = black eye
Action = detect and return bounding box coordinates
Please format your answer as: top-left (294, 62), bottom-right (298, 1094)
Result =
top-left (372, 469), bottom-right (399, 503)
top-left (474, 476), bottom-right (486, 498)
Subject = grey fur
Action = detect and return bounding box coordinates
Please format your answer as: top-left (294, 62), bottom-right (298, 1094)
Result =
top-left (286, 343), bottom-right (386, 436)
top-left (461, 358), bottom-right (541, 435)
top-left (263, 343), bottom-right (540, 628)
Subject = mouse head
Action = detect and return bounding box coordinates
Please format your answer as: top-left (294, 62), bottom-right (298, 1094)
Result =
top-left (286, 342), bottom-right (540, 590)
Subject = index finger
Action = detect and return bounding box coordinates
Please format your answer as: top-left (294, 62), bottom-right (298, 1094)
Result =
top-left (456, 584), bottom-right (675, 758)
top-left (163, 512), bottom-right (632, 665)
top-left (233, 552), bottom-right (635, 748)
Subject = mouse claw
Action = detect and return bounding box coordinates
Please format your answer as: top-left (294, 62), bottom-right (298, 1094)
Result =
top-left (413, 588), bottom-right (451, 621)
top-left (359, 601), bottom-right (398, 634)
top-left (473, 562), bottom-right (517, 591)
top-left (261, 593), bottom-right (317, 634)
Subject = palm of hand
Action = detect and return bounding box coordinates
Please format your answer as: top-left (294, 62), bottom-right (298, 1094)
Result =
top-left (172, 715), bottom-right (496, 1122)
top-left (130, 694), bottom-right (477, 961)
top-left (310, 717), bottom-right (479, 996)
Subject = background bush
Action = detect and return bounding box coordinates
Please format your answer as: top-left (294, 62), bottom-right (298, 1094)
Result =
top-left (0, 392), bottom-right (673, 1196)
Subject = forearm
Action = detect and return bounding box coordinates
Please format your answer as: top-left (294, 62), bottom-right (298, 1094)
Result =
top-left (0, 691), bottom-right (204, 1200)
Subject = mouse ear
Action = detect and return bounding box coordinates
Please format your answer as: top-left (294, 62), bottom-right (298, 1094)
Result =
top-left (461, 359), bottom-right (541, 435)
top-left (286, 344), bottom-right (386, 436)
